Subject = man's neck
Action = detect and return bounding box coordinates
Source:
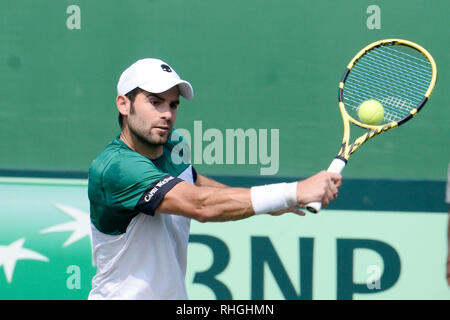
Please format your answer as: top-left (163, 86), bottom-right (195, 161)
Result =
top-left (119, 129), bottom-right (163, 160)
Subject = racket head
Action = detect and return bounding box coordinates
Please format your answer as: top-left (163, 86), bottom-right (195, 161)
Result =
top-left (306, 39), bottom-right (437, 214)
top-left (339, 39), bottom-right (437, 130)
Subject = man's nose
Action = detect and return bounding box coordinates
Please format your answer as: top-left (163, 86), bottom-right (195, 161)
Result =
top-left (160, 104), bottom-right (173, 120)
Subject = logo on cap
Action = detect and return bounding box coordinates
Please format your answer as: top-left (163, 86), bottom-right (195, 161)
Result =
top-left (161, 64), bottom-right (172, 73)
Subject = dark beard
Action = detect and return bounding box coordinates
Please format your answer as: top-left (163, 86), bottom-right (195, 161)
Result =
top-left (128, 124), bottom-right (167, 148)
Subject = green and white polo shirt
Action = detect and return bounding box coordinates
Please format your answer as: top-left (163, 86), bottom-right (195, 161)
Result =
top-left (87, 131), bottom-right (195, 300)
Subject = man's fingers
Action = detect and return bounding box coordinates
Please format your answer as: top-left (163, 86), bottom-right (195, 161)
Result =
top-left (330, 181), bottom-right (339, 199)
top-left (269, 206), bottom-right (306, 216)
top-left (321, 177), bottom-right (339, 208)
top-left (329, 172), bottom-right (342, 187)
top-left (326, 172), bottom-right (341, 202)
top-left (291, 207), bottom-right (306, 216)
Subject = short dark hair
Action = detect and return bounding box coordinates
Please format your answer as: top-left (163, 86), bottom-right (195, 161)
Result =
top-left (118, 87), bottom-right (146, 129)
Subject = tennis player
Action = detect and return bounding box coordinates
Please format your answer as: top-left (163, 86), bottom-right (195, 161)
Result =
top-left (87, 58), bottom-right (342, 299)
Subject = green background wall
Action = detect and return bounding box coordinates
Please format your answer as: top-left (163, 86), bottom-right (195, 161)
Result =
top-left (0, 0), bottom-right (448, 180)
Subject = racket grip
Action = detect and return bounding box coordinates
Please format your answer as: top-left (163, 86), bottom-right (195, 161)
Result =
top-left (305, 157), bottom-right (346, 214)
top-left (305, 201), bottom-right (322, 213)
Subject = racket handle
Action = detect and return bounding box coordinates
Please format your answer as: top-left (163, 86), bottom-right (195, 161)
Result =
top-left (305, 158), bottom-right (346, 214)
top-left (304, 201), bottom-right (322, 213)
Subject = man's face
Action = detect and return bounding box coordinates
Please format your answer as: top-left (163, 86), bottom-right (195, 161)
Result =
top-left (126, 86), bottom-right (180, 147)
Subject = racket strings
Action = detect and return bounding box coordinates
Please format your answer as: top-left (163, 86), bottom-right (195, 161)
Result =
top-left (349, 66), bottom-right (424, 95)
top-left (381, 46), bottom-right (432, 75)
top-left (343, 44), bottom-right (432, 124)
top-left (345, 80), bottom-right (416, 120)
top-left (349, 53), bottom-right (428, 106)
top-left (366, 50), bottom-right (431, 87)
top-left (383, 46), bottom-right (427, 62)
top-left (346, 74), bottom-right (420, 106)
top-left (355, 56), bottom-right (430, 93)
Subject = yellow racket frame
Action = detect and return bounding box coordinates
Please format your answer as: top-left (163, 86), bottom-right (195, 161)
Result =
top-left (336, 38), bottom-right (438, 161)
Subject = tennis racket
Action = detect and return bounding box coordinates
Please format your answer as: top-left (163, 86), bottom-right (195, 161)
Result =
top-left (306, 39), bottom-right (438, 213)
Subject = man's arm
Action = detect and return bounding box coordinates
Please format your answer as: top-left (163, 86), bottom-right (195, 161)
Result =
top-left (156, 171), bottom-right (341, 222)
top-left (195, 173), bottom-right (228, 188)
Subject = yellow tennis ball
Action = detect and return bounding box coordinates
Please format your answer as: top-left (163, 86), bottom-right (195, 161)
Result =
top-left (357, 99), bottom-right (384, 125)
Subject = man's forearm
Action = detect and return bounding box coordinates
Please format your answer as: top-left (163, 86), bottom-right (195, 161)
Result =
top-left (195, 186), bottom-right (255, 222)
top-left (158, 182), bottom-right (254, 222)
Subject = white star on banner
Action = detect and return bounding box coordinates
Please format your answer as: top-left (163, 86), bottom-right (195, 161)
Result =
top-left (40, 203), bottom-right (91, 247)
top-left (0, 238), bottom-right (49, 283)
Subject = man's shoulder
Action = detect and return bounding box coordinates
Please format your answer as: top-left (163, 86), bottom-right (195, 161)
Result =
top-left (89, 138), bottom-right (125, 169)
top-left (89, 137), bottom-right (155, 182)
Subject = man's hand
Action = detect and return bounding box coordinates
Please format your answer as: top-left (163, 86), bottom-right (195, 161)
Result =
top-left (296, 171), bottom-right (342, 210)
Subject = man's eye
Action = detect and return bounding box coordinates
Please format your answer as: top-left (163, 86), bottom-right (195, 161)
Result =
top-left (150, 100), bottom-right (160, 106)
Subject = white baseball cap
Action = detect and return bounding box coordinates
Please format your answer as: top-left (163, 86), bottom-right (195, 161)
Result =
top-left (117, 58), bottom-right (194, 100)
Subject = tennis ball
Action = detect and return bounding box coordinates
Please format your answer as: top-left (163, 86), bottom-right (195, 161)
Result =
top-left (357, 99), bottom-right (384, 125)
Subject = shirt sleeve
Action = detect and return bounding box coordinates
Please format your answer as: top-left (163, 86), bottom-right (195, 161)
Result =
top-left (103, 154), bottom-right (183, 216)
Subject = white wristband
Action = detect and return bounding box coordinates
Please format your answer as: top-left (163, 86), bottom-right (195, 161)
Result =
top-left (250, 182), bottom-right (298, 214)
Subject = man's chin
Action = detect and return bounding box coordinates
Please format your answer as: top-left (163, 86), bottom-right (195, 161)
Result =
top-left (132, 131), bottom-right (168, 147)
top-left (150, 132), bottom-right (170, 145)
top-left (154, 137), bottom-right (168, 145)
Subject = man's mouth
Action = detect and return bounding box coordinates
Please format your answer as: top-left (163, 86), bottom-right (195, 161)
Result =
top-left (154, 126), bottom-right (169, 132)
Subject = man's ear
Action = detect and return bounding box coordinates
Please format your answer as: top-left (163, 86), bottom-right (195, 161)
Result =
top-left (116, 95), bottom-right (130, 117)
